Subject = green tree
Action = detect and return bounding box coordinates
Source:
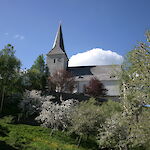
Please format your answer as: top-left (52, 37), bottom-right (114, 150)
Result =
top-left (31, 54), bottom-right (45, 73)
top-left (0, 44), bottom-right (21, 113)
top-left (25, 54), bottom-right (48, 91)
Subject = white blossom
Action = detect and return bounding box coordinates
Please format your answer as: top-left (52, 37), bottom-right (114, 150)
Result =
top-left (36, 99), bottom-right (78, 130)
top-left (19, 90), bottom-right (54, 116)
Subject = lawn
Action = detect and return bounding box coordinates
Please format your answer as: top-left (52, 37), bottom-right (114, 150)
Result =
top-left (0, 116), bottom-right (98, 150)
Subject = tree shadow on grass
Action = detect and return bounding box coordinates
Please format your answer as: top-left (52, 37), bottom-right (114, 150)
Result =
top-left (0, 125), bottom-right (9, 137)
top-left (0, 141), bottom-right (17, 150)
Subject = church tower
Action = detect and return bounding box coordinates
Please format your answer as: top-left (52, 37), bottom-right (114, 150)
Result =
top-left (47, 24), bottom-right (69, 75)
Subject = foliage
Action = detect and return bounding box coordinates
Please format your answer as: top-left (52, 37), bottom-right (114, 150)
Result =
top-left (31, 54), bottom-right (45, 73)
top-left (69, 98), bottom-right (102, 137)
top-left (130, 109), bottom-right (150, 149)
top-left (100, 99), bottom-right (122, 119)
top-left (84, 77), bottom-right (107, 97)
top-left (48, 69), bottom-right (76, 93)
top-left (0, 44), bottom-right (21, 92)
top-left (120, 31), bottom-right (150, 149)
top-left (70, 98), bottom-right (122, 147)
top-left (121, 31), bottom-right (150, 117)
top-left (0, 44), bottom-right (21, 113)
top-left (36, 99), bottom-right (78, 131)
top-left (24, 54), bottom-right (48, 91)
top-left (24, 69), bottom-right (44, 90)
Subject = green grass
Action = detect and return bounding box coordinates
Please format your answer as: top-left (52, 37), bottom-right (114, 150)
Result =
top-left (0, 116), bottom-right (98, 150)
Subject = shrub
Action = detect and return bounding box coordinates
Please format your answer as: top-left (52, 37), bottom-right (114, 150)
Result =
top-left (70, 99), bottom-right (122, 146)
top-left (69, 98), bottom-right (102, 137)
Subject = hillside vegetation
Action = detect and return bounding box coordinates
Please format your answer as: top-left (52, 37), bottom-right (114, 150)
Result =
top-left (0, 116), bottom-right (97, 150)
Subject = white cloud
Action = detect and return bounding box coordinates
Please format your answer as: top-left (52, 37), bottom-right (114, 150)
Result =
top-left (14, 34), bottom-right (25, 40)
top-left (68, 48), bottom-right (123, 67)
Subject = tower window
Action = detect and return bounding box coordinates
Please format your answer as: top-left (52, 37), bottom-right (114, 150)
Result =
top-left (54, 59), bottom-right (55, 63)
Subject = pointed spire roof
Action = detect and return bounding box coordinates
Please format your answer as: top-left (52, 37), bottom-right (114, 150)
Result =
top-left (48, 24), bottom-right (68, 59)
top-left (52, 24), bottom-right (65, 51)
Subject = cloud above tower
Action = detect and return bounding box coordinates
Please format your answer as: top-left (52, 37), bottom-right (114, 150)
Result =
top-left (68, 48), bottom-right (123, 67)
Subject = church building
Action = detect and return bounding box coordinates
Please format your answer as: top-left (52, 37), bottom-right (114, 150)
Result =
top-left (47, 25), bottom-right (121, 97)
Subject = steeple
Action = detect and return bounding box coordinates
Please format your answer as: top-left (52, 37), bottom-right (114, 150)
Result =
top-left (48, 24), bottom-right (68, 59)
top-left (52, 24), bottom-right (65, 52)
top-left (46, 24), bottom-right (69, 75)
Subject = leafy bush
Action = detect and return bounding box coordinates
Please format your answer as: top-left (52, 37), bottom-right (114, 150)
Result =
top-left (70, 99), bottom-right (122, 137)
top-left (0, 116), bottom-right (15, 124)
top-left (69, 98), bottom-right (102, 137)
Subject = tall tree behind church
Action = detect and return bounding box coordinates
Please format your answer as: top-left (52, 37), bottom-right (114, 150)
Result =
top-left (25, 54), bottom-right (48, 91)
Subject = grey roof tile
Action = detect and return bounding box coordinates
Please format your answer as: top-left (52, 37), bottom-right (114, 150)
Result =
top-left (68, 65), bottom-right (121, 81)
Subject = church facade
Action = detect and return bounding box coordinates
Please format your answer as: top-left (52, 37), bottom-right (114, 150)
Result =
top-left (47, 25), bottom-right (121, 97)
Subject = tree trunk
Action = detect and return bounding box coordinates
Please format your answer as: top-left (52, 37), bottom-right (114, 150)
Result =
top-left (124, 144), bottom-right (128, 150)
top-left (77, 135), bottom-right (82, 147)
top-left (0, 86), bottom-right (5, 114)
top-left (60, 94), bottom-right (63, 102)
top-left (50, 128), bottom-right (54, 137)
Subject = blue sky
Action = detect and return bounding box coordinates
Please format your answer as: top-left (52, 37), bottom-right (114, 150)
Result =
top-left (0, 0), bottom-right (150, 68)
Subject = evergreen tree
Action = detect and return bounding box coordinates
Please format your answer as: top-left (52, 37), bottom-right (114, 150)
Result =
top-left (31, 54), bottom-right (45, 73)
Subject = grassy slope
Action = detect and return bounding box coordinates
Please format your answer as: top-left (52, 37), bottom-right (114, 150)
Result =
top-left (0, 117), bottom-right (97, 150)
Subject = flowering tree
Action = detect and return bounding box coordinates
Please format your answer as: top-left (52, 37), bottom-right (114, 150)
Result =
top-left (97, 31), bottom-right (150, 150)
top-left (36, 99), bottom-right (78, 131)
top-left (19, 90), bottom-right (54, 117)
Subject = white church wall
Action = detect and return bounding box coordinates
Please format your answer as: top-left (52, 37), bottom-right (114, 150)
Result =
top-left (77, 81), bottom-right (89, 93)
top-left (101, 80), bottom-right (120, 96)
top-left (76, 80), bottom-right (120, 96)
